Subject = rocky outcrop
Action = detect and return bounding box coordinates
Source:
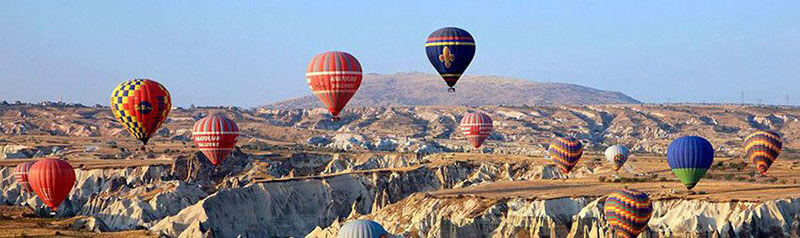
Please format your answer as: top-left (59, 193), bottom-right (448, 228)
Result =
top-left (1, 162), bottom-right (208, 231)
top-left (2, 150), bottom-right (797, 238)
top-left (69, 216), bottom-right (110, 232)
top-left (311, 195), bottom-right (800, 238)
top-left (152, 178), bottom-right (374, 237)
top-left (1, 151), bottom-right (564, 234)
top-left (0, 144), bottom-right (65, 160)
top-left (149, 158), bottom-right (599, 237)
top-left (171, 148), bottom-right (252, 186)
top-left (79, 180), bottom-right (207, 230)
top-left (151, 167), bottom-right (446, 237)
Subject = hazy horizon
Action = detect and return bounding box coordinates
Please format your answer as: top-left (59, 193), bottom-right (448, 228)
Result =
top-left (2, 1), bottom-right (799, 107)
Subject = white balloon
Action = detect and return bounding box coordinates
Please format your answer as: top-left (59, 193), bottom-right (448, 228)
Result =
top-left (605, 145), bottom-right (630, 171)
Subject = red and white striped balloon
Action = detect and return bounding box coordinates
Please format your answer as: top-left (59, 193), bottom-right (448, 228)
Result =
top-left (14, 161), bottom-right (35, 193)
top-left (192, 115), bottom-right (240, 166)
top-left (460, 112), bottom-right (493, 148)
top-left (306, 51), bottom-right (362, 120)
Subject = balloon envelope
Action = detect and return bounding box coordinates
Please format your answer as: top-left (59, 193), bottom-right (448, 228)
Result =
top-left (604, 188), bottom-right (653, 238)
top-left (425, 27), bottom-right (475, 91)
top-left (110, 79), bottom-right (172, 145)
top-left (548, 137), bottom-right (583, 173)
top-left (605, 145), bottom-right (630, 171)
top-left (192, 115), bottom-right (240, 166)
top-left (28, 158), bottom-right (76, 211)
top-left (460, 112), bottom-right (493, 148)
top-left (306, 51), bottom-right (362, 119)
top-left (744, 130), bottom-right (782, 175)
top-left (14, 161), bottom-right (35, 193)
top-left (338, 219), bottom-right (388, 238)
top-left (667, 136), bottom-right (714, 190)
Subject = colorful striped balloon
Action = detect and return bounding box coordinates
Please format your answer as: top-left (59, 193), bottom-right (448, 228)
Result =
top-left (605, 145), bottom-right (630, 171)
top-left (548, 137), bottom-right (584, 173)
top-left (744, 130), bottom-right (782, 175)
top-left (192, 115), bottom-right (240, 166)
top-left (425, 27), bottom-right (476, 92)
top-left (28, 158), bottom-right (76, 211)
top-left (460, 112), bottom-right (493, 148)
top-left (110, 79), bottom-right (172, 145)
top-left (667, 136), bottom-right (714, 190)
top-left (306, 51), bottom-right (362, 120)
top-left (14, 161), bottom-right (35, 193)
top-left (604, 188), bottom-right (653, 238)
top-left (338, 219), bottom-right (388, 238)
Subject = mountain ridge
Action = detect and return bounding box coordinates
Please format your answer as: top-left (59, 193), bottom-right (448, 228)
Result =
top-left (267, 73), bottom-right (640, 109)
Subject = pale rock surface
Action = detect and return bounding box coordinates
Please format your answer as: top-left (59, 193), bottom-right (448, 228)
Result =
top-left (310, 194), bottom-right (800, 238)
top-left (0, 164), bottom-right (209, 231)
top-left (0, 144), bottom-right (34, 159)
top-left (328, 133), bottom-right (372, 151)
top-left (70, 216), bottom-right (110, 232)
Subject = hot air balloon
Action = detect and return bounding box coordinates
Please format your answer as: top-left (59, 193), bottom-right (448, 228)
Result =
top-left (605, 145), bottom-right (630, 171)
top-left (460, 112), bottom-right (493, 148)
top-left (425, 27), bottom-right (476, 92)
top-left (667, 136), bottom-right (714, 190)
top-left (604, 188), bottom-right (653, 238)
top-left (14, 161), bottom-right (35, 193)
top-left (192, 115), bottom-right (240, 166)
top-left (548, 137), bottom-right (584, 173)
top-left (744, 130), bottom-right (782, 175)
top-left (306, 51), bottom-right (362, 121)
top-left (338, 219), bottom-right (388, 238)
top-left (110, 79), bottom-right (172, 147)
top-left (28, 158), bottom-right (76, 211)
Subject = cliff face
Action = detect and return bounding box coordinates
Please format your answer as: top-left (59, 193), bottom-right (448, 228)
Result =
top-left (309, 194), bottom-right (800, 238)
top-left (0, 165), bottom-right (207, 230)
top-left (0, 152), bottom-right (579, 236)
top-left (150, 157), bottom-right (588, 237)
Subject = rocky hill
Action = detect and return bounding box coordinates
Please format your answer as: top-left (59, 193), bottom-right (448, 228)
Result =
top-left (268, 73), bottom-right (640, 108)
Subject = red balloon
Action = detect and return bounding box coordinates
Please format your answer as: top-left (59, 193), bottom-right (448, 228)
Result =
top-left (28, 158), bottom-right (76, 211)
top-left (192, 115), bottom-right (240, 166)
top-left (14, 161), bottom-right (35, 193)
top-left (460, 112), bottom-right (493, 148)
top-left (306, 51), bottom-right (362, 120)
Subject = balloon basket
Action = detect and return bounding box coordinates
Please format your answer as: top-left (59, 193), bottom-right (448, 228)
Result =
top-left (331, 116), bottom-right (341, 121)
top-left (448, 87), bottom-right (456, 92)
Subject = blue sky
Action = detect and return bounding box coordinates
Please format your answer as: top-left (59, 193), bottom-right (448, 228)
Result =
top-left (2, 1), bottom-right (799, 106)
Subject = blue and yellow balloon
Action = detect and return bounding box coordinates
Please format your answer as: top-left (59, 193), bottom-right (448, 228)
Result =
top-left (425, 27), bottom-right (476, 92)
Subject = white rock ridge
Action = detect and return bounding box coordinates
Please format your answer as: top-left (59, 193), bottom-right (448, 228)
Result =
top-left (310, 194), bottom-right (800, 238)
